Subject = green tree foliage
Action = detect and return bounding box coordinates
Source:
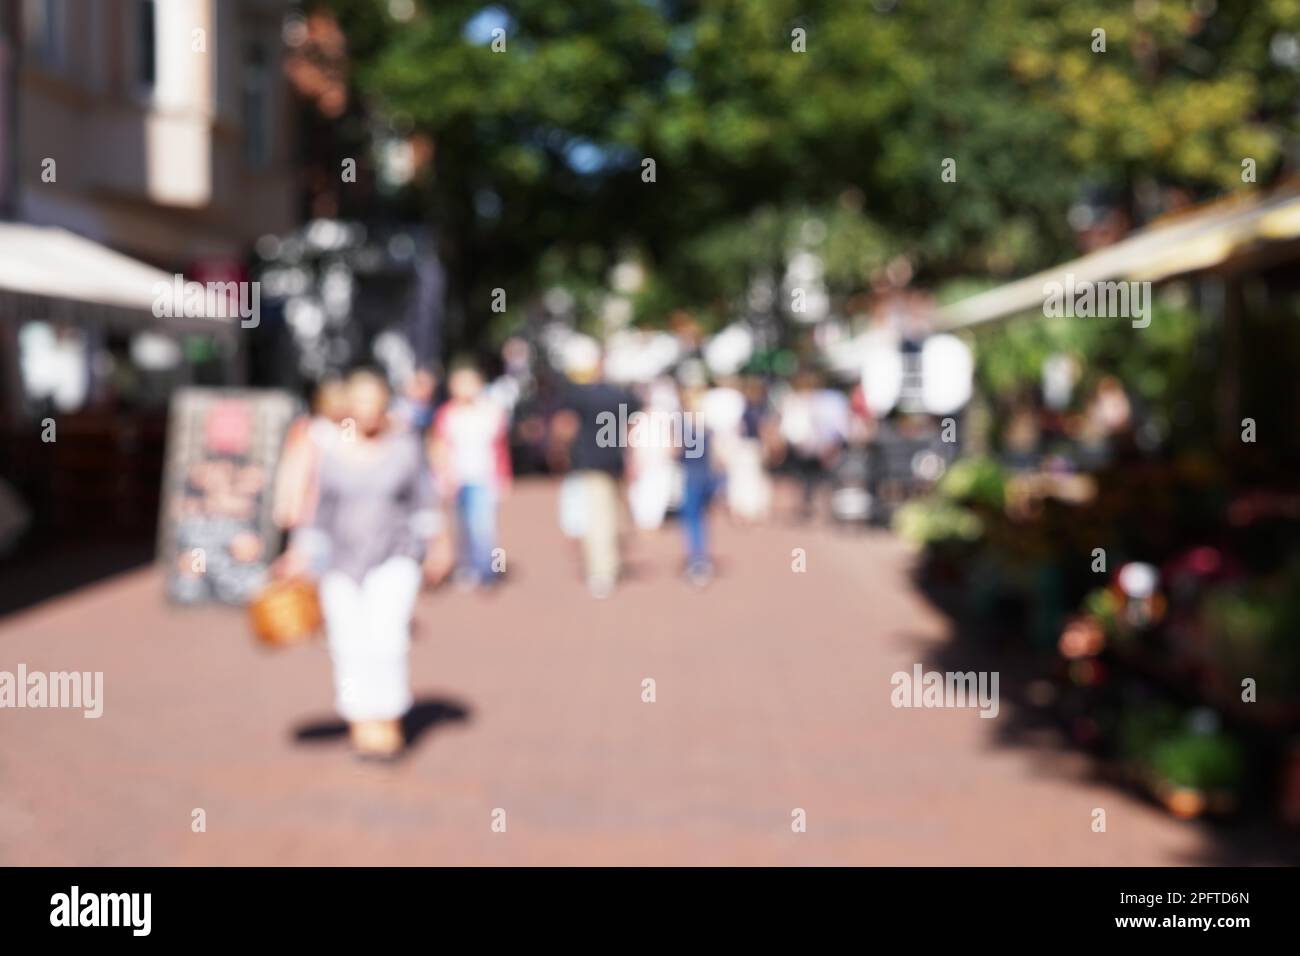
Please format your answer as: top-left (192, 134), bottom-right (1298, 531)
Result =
top-left (324, 0), bottom-right (1300, 340)
top-left (969, 291), bottom-right (1212, 448)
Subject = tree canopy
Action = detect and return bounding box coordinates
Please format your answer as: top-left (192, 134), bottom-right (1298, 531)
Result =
top-left (323, 0), bottom-right (1300, 342)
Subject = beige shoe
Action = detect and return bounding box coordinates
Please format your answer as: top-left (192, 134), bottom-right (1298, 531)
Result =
top-left (349, 719), bottom-right (404, 759)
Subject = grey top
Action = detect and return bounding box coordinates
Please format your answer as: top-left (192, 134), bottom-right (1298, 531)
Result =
top-left (293, 428), bottom-right (435, 582)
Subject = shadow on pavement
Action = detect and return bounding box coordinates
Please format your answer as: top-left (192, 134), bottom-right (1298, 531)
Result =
top-left (908, 563), bottom-right (1300, 866)
top-left (0, 537), bottom-right (155, 620)
top-left (291, 695), bottom-right (472, 751)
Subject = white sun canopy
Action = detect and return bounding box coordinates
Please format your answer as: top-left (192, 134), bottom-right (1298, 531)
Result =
top-left (937, 184), bottom-right (1300, 331)
top-left (0, 222), bottom-right (235, 334)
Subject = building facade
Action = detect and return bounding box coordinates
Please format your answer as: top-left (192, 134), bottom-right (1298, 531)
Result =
top-left (12, 0), bottom-right (296, 269)
top-left (0, 1), bottom-right (16, 219)
top-left (0, 0), bottom-right (299, 555)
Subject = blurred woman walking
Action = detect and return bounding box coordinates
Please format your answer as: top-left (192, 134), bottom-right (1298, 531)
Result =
top-left (271, 378), bottom-right (348, 531)
top-left (279, 368), bottom-right (435, 759)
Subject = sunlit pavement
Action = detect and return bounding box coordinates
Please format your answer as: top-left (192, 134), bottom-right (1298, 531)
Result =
top-left (1, 479), bottom-right (1283, 865)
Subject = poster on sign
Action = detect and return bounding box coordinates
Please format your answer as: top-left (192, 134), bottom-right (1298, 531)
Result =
top-left (156, 388), bottom-right (301, 605)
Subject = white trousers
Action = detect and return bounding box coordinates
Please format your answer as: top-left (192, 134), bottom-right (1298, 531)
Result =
top-left (727, 438), bottom-right (771, 521)
top-left (319, 556), bottom-right (422, 722)
top-left (628, 459), bottom-right (674, 531)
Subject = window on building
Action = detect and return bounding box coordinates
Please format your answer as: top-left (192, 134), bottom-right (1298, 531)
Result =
top-left (18, 321), bottom-right (89, 415)
top-left (211, 0), bottom-right (233, 119)
top-left (136, 0), bottom-right (157, 90)
top-left (241, 40), bottom-right (273, 168)
top-left (87, 0), bottom-right (106, 91)
top-left (22, 0), bottom-right (64, 70)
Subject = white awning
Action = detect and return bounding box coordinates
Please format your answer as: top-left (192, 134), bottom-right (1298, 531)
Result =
top-left (937, 184), bottom-right (1300, 331)
top-left (0, 222), bottom-right (236, 334)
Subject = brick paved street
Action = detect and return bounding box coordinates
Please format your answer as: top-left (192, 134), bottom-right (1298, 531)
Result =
top-left (0, 479), bottom-right (1290, 865)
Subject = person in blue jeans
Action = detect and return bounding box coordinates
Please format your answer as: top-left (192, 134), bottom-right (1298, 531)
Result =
top-left (679, 384), bottom-right (719, 586)
top-left (430, 362), bottom-right (511, 588)
top-left (455, 482), bottom-right (498, 582)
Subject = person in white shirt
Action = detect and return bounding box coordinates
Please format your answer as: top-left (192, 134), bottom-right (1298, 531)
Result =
top-left (429, 362), bottom-right (511, 588)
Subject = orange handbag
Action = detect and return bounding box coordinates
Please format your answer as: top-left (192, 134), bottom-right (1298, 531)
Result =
top-left (248, 577), bottom-right (323, 648)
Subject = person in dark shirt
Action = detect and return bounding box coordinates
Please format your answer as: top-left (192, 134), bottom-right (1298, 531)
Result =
top-left (550, 355), bottom-right (638, 598)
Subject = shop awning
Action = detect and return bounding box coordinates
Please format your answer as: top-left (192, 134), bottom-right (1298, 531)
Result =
top-left (0, 223), bottom-right (236, 335)
top-left (937, 184), bottom-right (1300, 331)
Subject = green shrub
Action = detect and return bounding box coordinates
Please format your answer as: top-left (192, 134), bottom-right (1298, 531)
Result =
top-left (1150, 732), bottom-right (1245, 792)
top-left (937, 456), bottom-right (1006, 510)
top-left (894, 499), bottom-right (984, 548)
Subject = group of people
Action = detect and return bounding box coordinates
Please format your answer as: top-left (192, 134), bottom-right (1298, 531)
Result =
top-left (265, 345), bottom-right (858, 759)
